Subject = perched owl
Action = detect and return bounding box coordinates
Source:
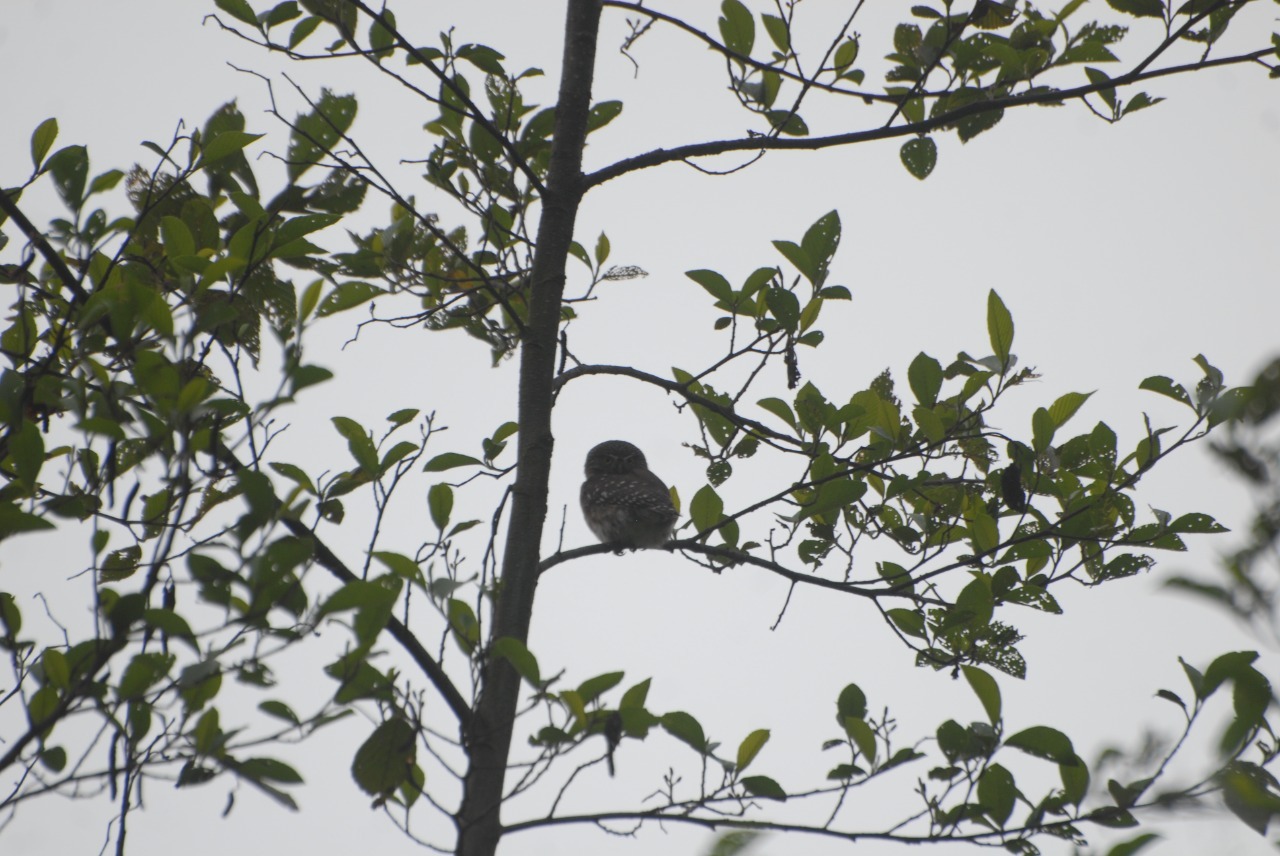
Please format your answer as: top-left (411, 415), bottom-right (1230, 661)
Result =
top-left (580, 440), bottom-right (679, 549)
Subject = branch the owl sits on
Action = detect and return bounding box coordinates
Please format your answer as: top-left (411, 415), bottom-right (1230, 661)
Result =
top-left (580, 440), bottom-right (679, 550)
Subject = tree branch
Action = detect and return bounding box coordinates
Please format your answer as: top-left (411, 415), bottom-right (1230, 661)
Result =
top-left (555, 363), bottom-right (799, 446)
top-left (584, 47), bottom-right (1272, 188)
top-left (0, 190), bottom-right (88, 303)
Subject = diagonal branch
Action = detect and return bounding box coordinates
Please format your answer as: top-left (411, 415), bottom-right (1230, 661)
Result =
top-left (0, 190), bottom-right (88, 303)
top-left (584, 47), bottom-right (1272, 188)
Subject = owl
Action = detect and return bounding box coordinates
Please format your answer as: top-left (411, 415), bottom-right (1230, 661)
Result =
top-left (580, 440), bottom-right (679, 549)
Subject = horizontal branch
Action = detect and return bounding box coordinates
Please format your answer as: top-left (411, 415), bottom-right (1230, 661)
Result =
top-left (584, 47), bottom-right (1272, 188)
top-left (501, 804), bottom-right (1109, 846)
top-left (537, 539), bottom-right (939, 603)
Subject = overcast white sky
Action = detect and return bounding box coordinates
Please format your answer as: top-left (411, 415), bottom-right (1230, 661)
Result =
top-left (2, 1), bottom-right (1279, 855)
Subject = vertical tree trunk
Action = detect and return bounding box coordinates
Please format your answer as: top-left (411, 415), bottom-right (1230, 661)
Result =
top-left (454, 2), bottom-right (602, 855)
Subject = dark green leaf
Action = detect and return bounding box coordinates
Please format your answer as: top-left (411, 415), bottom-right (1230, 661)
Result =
top-left (978, 763), bottom-right (1017, 826)
top-left (741, 775), bottom-right (787, 800)
top-left (900, 137), bottom-right (936, 180)
top-left (586, 101), bottom-right (623, 133)
top-left (908, 352), bottom-right (943, 405)
top-left (1104, 833), bottom-right (1161, 856)
top-left (351, 717), bottom-right (416, 796)
top-left (578, 671), bottom-right (624, 703)
top-left (837, 683), bottom-right (867, 720)
top-left (30, 118), bottom-right (58, 169)
top-left (45, 145), bottom-right (89, 209)
top-left (316, 281), bottom-right (384, 317)
top-left (661, 710), bottom-right (708, 753)
top-left (492, 637), bottom-right (541, 686)
top-left (215, 0), bottom-right (260, 26)
top-left (718, 0), bottom-right (755, 57)
top-left (963, 665), bottom-right (1002, 724)
top-left (1005, 725), bottom-right (1076, 764)
top-left (987, 289), bottom-right (1014, 367)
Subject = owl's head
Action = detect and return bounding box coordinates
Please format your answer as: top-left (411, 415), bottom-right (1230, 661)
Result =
top-left (584, 440), bottom-right (648, 476)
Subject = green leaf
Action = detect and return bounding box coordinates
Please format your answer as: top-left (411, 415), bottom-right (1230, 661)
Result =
top-left (10, 420), bottom-right (45, 489)
top-left (42, 648), bottom-right (70, 690)
top-left (424, 452), bottom-right (483, 472)
top-left (1138, 375), bottom-right (1192, 407)
top-left (736, 728), bottom-right (770, 772)
top-left (1168, 512), bottom-right (1227, 534)
top-left (0, 502), bottom-right (54, 542)
top-left (447, 598), bottom-right (479, 653)
top-left (1202, 650), bottom-right (1259, 696)
top-left (1005, 725), bottom-right (1076, 764)
top-left (764, 286), bottom-right (801, 330)
top-left (661, 711), bottom-right (708, 753)
top-left (492, 637), bottom-right (541, 687)
top-left (45, 145), bottom-right (89, 209)
top-left (800, 210), bottom-right (841, 282)
top-left (887, 608), bottom-right (927, 639)
top-left (370, 552), bottom-right (424, 586)
top-left (963, 665), bottom-right (1002, 725)
top-left (1107, 0), bottom-right (1165, 17)
top-left (1086, 66), bottom-right (1118, 112)
top-left (706, 831), bottom-right (764, 856)
top-left (757, 397), bottom-right (796, 427)
top-left (908, 352), bottom-right (943, 406)
top-left (845, 716), bottom-right (877, 763)
top-left (687, 269), bottom-right (734, 304)
top-left (1061, 42), bottom-right (1119, 63)
top-left (39, 746), bottom-right (67, 773)
top-left (100, 545), bottom-right (143, 583)
top-left (900, 137), bottom-right (936, 180)
top-left (1048, 391), bottom-right (1092, 429)
top-left (259, 700), bottom-right (301, 725)
top-left (30, 118), bottom-right (58, 170)
top-left (586, 100), bottom-right (623, 133)
top-left (351, 717), bottom-right (416, 796)
top-left (718, 0), bottom-right (755, 57)
top-left (428, 483), bottom-right (453, 530)
top-left (578, 671), bottom-right (624, 703)
top-left (762, 14), bottom-right (790, 51)
top-left (741, 775), bottom-right (787, 801)
top-left (837, 683), bottom-right (867, 720)
top-left (987, 290), bottom-right (1014, 367)
top-left (316, 281), bottom-right (384, 317)
top-left (142, 609), bottom-right (198, 651)
top-left (833, 37), bottom-right (859, 73)
top-left (689, 485), bottom-right (724, 535)
top-left (621, 678), bottom-right (651, 710)
top-left (332, 416), bottom-right (379, 473)
top-left (1105, 833), bottom-right (1161, 856)
top-left (199, 131), bottom-right (263, 167)
top-left (215, 0), bottom-right (260, 26)
top-left (978, 763), bottom-right (1017, 826)
top-left (286, 89), bottom-right (357, 182)
top-left (1061, 754), bottom-right (1091, 805)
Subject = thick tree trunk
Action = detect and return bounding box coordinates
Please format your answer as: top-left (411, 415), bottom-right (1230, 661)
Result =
top-left (454, 2), bottom-right (602, 855)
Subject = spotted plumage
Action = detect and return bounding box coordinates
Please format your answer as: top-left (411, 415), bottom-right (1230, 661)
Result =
top-left (580, 440), bottom-right (679, 549)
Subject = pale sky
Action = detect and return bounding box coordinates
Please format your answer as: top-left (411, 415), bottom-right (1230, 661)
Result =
top-left (2, 2), bottom-right (1278, 855)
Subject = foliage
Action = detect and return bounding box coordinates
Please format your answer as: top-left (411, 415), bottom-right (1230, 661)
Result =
top-left (0, 1), bottom-right (1276, 855)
